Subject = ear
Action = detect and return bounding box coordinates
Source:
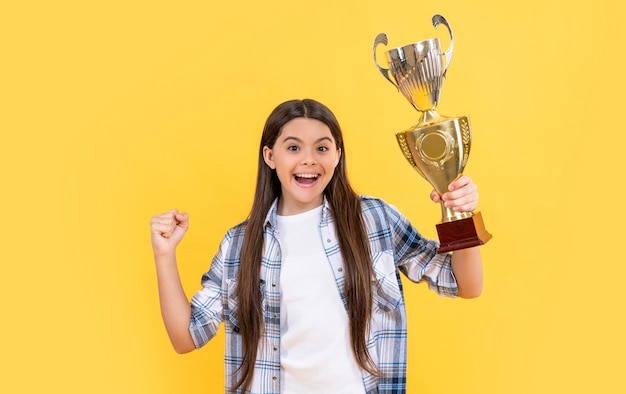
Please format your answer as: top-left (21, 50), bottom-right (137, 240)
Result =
top-left (262, 146), bottom-right (276, 169)
top-left (335, 148), bottom-right (342, 167)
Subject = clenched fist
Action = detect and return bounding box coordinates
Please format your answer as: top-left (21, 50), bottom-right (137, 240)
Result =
top-left (150, 209), bottom-right (189, 257)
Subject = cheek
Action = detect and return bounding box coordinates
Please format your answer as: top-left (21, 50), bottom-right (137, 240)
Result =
top-left (328, 155), bottom-right (341, 171)
top-left (275, 167), bottom-right (290, 179)
top-left (274, 164), bottom-right (294, 183)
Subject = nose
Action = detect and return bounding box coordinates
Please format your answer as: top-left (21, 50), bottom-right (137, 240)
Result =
top-left (301, 148), bottom-right (317, 165)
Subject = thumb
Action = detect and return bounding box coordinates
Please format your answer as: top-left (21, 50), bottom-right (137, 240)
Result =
top-left (174, 212), bottom-right (189, 229)
top-left (169, 212), bottom-right (189, 244)
top-left (430, 190), bottom-right (442, 203)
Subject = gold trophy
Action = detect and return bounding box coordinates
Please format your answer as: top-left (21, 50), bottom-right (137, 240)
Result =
top-left (373, 14), bottom-right (491, 253)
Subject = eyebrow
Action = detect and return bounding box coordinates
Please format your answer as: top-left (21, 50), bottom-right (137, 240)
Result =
top-left (281, 136), bottom-right (334, 144)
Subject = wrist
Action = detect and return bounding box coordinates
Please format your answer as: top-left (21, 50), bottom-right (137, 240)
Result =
top-left (153, 249), bottom-right (177, 265)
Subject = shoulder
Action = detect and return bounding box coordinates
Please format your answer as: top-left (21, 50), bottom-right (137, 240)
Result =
top-left (357, 194), bottom-right (402, 229)
top-left (358, 194), bottom-right (402, 217)
top-left (216, 219), bottom-right (249, 258)
top-left (357, 194), bottom-right (386, 209)
top-left (357, 194), bottom-right (414, 233)
top-left (225, 219), bottom-right (248, 238)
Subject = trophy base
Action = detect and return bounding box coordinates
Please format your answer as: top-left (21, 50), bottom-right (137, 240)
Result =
top-left (436, 211), bottom-right (492, 253)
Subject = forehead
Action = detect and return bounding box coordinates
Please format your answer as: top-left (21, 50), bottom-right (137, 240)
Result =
top-left (278, 117), bottom-right (335, 142)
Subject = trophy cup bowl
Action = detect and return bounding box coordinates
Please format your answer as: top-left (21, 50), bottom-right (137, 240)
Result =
top-left (373, 14), bottom-right (491, 253)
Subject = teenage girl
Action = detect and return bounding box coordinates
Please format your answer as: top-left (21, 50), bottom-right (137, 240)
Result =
top-left (150, 99), bottom-right (483, 394)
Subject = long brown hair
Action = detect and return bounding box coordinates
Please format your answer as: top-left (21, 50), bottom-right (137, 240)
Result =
top-left (234, 99), bottom-right (376, 392)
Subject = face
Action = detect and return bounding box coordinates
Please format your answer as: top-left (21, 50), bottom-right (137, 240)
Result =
top-left (263, 117), bottom-right (341, 216)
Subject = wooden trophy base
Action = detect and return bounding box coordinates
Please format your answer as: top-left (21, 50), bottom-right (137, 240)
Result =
top-left (436, 211), bottom-right (492, 253)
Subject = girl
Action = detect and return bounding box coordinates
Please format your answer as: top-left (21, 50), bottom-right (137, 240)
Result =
top-left (150, 99), bottom-right (483, 394)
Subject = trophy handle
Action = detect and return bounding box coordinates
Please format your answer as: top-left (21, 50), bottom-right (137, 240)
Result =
top-left (373, 33), bottom-right (398, 89)
top-left (432, 14), bottom-right (454, 77)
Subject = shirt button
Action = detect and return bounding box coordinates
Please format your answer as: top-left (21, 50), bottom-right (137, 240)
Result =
top-left (326, 238), bottom-right (331, 243)
top-left (272, 376), bottom-right (278, 381)
top-left (338, 267), bottom-right (343, 272)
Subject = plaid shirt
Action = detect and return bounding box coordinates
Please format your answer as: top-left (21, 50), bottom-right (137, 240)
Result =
top-left (189, 195), bottom-right (457, 393)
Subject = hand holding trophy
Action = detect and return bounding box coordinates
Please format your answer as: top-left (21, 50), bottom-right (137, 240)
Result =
top-left (373, 14), bottom-right (492, 253)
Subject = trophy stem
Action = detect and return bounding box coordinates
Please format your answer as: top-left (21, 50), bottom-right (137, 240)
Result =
top-left (440, 203), bottom-right (472, 223)
top-left (419, 109), bottom-right (443, 126)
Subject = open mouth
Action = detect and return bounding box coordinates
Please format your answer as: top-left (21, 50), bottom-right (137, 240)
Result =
top-left (294, 173), bottom-right (319, 185)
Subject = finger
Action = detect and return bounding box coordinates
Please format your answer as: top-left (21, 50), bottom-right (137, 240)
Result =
top-left (150, 223), bottom-right (176, 238)
top-left (151, 211), bottom-right (181, 226)
top-left (430, 190), bottom-right (442, 203)
top-left (445, 191), bottom-right (479, 212)
top-left (174, 212), bottom-right (189, 225)
top-left (151, 215), bottom-right (181, 230)
top-left (448, 174), bottom-right (471, 192)
top-left (444, 180), bottom-right (477, 201)
top-left (150, 218), bottom-right (177, 233)
top-left (151, 209), bottom-right (179, 223)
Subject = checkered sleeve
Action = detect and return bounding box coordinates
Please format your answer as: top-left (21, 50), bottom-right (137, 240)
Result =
top-left (188, 232), bottom-right (230, 349)
top-left (384, 202), bottom-right (458, 297)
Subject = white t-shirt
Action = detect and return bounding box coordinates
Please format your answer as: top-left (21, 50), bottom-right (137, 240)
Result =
top-left (276, 205), bottom-right (365, 393)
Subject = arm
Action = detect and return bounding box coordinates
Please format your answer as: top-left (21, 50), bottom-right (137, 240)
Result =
top-left (432, 175), bottom-right (484, 298)
top-left (451, 247), bottom-right (483, 298)
top-left (150, 209), bottom-right (196, 353)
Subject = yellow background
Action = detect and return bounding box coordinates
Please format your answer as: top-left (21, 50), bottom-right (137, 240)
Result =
top-left (1, 0), bottom-right (624, 393)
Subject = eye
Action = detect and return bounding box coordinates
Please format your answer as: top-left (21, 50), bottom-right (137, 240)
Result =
top-left (287, 145), bottom-right (299, 151)
top-left (317, 146), bottom-right (329, 152)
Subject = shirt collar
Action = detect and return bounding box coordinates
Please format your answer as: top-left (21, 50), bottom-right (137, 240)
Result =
top-left (264, 199), bottom-right (280, 229)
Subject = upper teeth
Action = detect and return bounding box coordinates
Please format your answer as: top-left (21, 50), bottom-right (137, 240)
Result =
top-left (296, 174), bottom-right (317, 178)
